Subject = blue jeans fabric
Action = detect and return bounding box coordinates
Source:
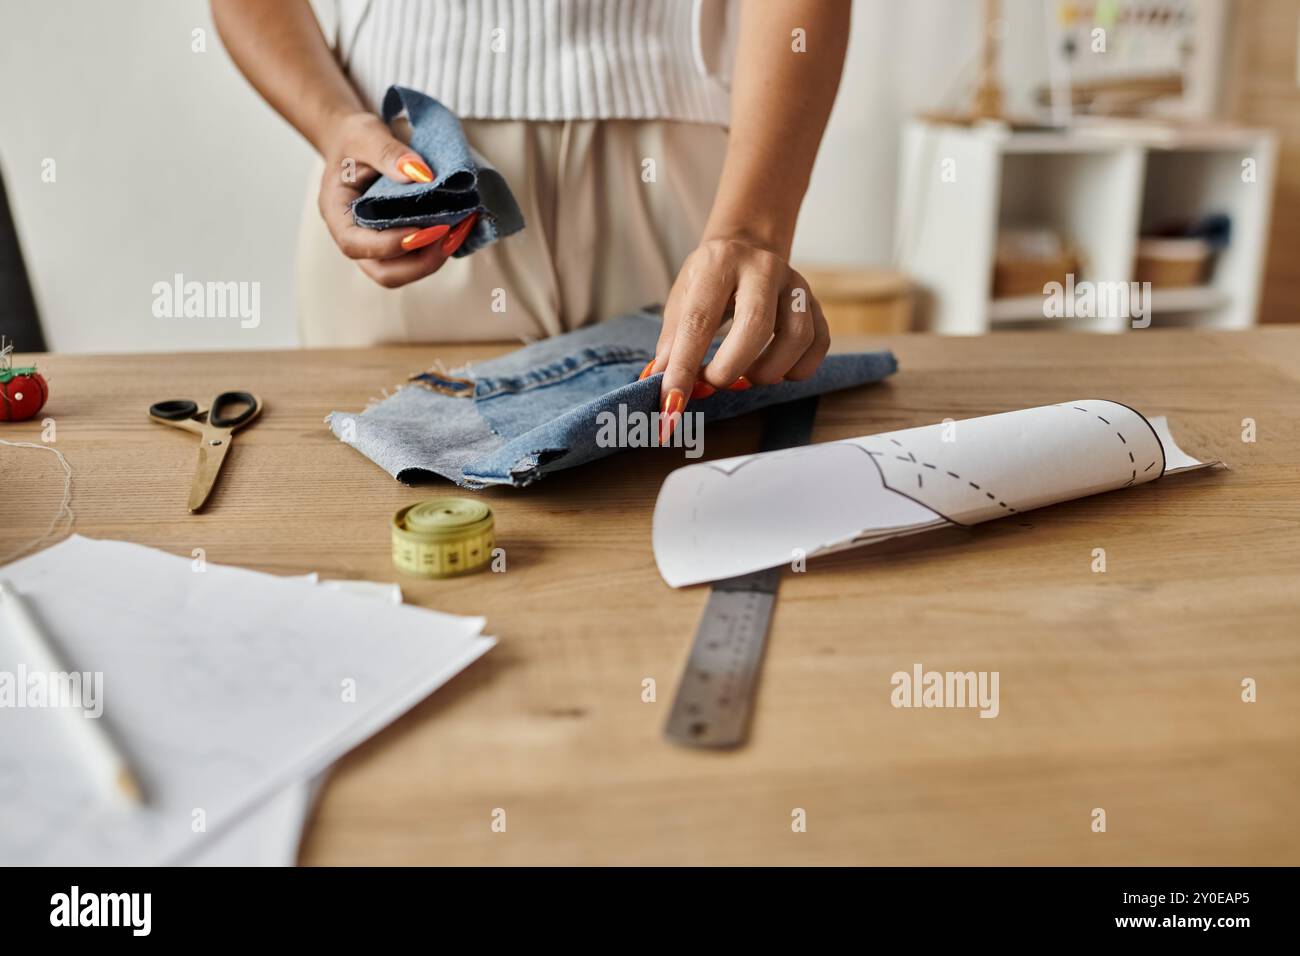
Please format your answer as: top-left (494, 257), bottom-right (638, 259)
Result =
top-left (328, 310), bottom-right (898, 488)
top-left (350, 86), bottom-right (525, 257)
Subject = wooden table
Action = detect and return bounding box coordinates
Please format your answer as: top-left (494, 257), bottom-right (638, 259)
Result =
top-left (3, 328), bottom-right (1298, 865)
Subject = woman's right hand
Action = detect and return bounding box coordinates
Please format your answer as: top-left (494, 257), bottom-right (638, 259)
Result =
top-left (317, 111), bottom-right (476, 288)
top-left (210, 1), bottom-right (475, 287)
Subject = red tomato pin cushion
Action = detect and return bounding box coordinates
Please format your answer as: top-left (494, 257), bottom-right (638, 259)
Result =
top-left (0, 364), bottom-right (48, 422)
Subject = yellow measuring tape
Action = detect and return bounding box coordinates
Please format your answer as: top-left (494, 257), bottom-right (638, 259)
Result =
top-left (391, 497), bottom-right (495, 578)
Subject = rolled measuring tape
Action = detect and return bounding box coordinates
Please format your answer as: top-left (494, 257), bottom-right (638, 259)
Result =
top-left (391, 497), bottom-right (495, 578)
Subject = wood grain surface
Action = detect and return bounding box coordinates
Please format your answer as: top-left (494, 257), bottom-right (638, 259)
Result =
top-left (2, 327), bottom-right (1297, 865)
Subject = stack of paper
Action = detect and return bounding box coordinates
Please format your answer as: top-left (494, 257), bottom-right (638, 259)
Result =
top-left (193, 578), bottom-right (400, 867)
top-left (0, 536), bottom-right (494, 865)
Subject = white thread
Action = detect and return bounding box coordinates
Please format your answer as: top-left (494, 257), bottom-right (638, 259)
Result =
top-left (0, 439), bottom-right (75, 563)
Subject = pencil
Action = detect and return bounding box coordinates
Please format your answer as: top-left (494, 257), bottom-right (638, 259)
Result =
top-left (0, 578), bottom-right (145, 806)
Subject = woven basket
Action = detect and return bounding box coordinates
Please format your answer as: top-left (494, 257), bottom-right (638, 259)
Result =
top-left (800, 268), bottom-right (914, 335)
top-left (992, 251), bottom-right (1079, 299)
top-left (1134, 238), bottom-right (1212, 288)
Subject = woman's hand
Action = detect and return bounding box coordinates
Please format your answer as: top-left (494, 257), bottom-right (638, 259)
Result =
top-left (211, 1), bottom-right (476, 287)
top-left (317, 111), bottom-right (476, 288)
top-left (646, 237), bottom-right (829, 441)
top-left (640, 0), bottom-right (849, 443)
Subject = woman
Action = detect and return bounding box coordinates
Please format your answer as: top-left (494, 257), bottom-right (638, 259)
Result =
top-left (213, 0), bottom-right (849, 440)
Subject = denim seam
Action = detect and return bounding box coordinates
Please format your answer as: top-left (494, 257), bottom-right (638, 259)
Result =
top-left (473, 345), bottom-right (652, 399)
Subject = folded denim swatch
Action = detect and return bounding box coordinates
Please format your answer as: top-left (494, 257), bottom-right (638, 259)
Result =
top-left (328, 310), bottom-right (898, 489)
top-left (351, 86), bottom-right (524, 257)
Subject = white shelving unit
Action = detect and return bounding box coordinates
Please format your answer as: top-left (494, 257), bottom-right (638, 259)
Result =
top-left (894, 120), bottom-right (1277, 334)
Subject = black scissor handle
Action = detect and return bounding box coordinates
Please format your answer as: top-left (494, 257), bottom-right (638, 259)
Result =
top-left (209, 391), bottom-right (258, 429)
top-left (149, 399), bottom-right (199, 421)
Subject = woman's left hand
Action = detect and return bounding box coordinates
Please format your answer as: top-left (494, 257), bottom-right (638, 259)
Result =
top-left (646, 237), bottom-right (830, 440)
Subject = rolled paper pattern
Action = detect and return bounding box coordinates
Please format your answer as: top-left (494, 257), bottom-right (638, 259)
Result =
top-left (653, 400), bottom-right (1213, 588)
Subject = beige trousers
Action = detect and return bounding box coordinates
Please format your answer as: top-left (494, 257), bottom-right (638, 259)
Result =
top-left (296, 119), bottom-right (728, 346)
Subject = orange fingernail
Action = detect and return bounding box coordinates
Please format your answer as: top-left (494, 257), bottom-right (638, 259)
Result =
top-left (638, 360), bottom-right (656, 380)
top-left (727, 376), bottom-right (753, 391)
top-left (400, 224), bottom-right (450, 250)
top-left (659, 388), bottom-right (685, 445)
top-left (691, 381), bottom-right (717, 399)
top-left (440, 213), bottom-right (478, 255)
top-left (398, 153), bottom-right (434, 183)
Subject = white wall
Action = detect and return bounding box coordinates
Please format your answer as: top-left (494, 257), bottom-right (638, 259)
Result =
top-left (0, 0), bottom-right (1046, 353)
top-left (793, 0), bottom-right (1048, 267)
top-left (0, 0), bottom-right (315, 352)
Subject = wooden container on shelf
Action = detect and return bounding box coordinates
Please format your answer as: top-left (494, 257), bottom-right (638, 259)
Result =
top-left (1134, 237), bottom-right (1213, 288)
top-left (798, 267), bottom-right (914, 335)
top-left (992, 252), bottom-right (1079, 299)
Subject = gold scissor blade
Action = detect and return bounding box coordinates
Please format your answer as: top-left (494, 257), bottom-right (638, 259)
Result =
top-left (187, 434), bottom-right (234, 512)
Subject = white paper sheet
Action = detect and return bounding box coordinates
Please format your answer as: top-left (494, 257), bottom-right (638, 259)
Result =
top-left (185, 578), bottom-right (402, 867)
top-left (654, 400), bottom-right (1216, 587)
top-left (188, 777), bottom-right (325, 867)
top-left (0, 536), bottom-right (494, 865)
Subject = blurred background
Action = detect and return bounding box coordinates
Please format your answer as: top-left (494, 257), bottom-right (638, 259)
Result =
top-left (1, 0), bottom-right (1297, 352)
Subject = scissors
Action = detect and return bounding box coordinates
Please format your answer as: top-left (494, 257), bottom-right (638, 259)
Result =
top-left (148, 391), bottom-right (263, 512)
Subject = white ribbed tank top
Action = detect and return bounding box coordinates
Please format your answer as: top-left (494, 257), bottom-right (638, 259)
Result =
top-left (334, 0), bottom-right (736, 125)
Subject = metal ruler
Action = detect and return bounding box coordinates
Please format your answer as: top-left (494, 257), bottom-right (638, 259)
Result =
top-left (664, 396), bottom-right (819, 748)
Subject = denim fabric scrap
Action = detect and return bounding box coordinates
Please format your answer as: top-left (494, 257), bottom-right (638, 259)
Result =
top-left (328, 310), bottom-right (898, 489)
top-left (350, 86), bottom-right (524, 257)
